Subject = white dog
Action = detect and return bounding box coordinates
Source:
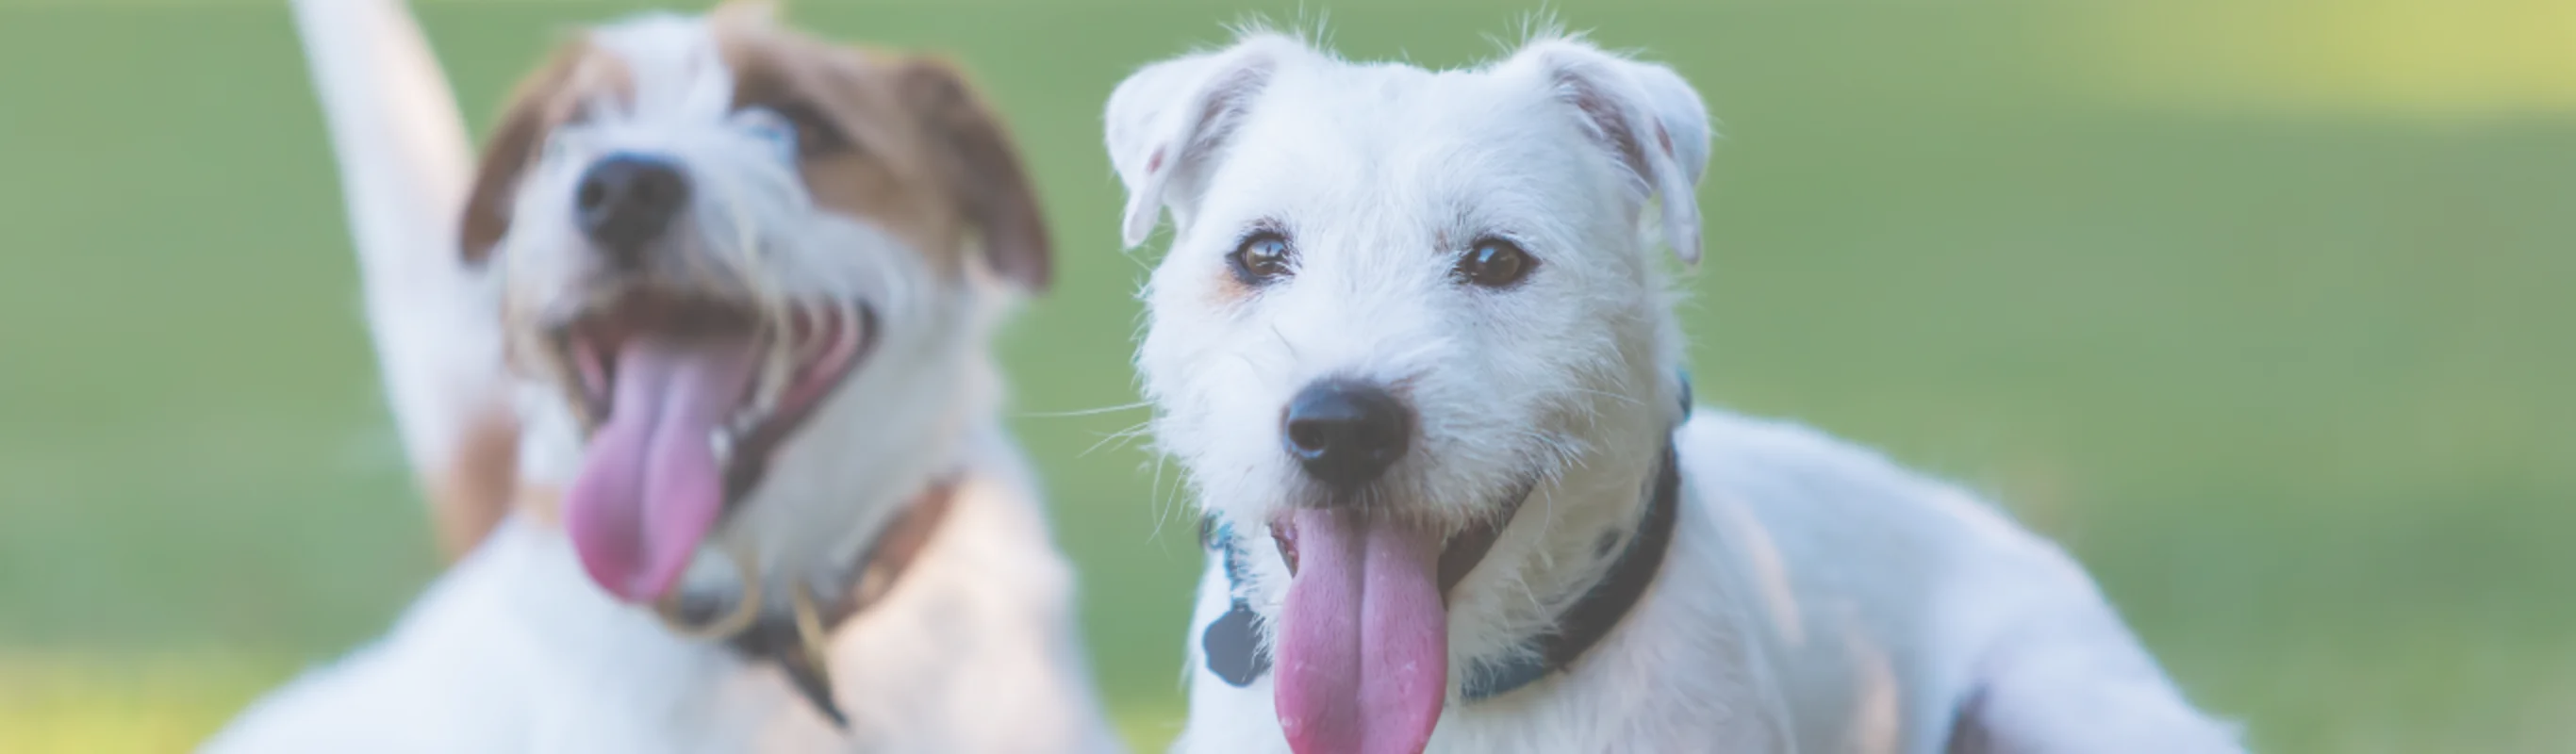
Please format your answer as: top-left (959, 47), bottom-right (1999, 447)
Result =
top-left (205, 3), bottom-right (1118, 751)
top-left (1105, 32), bottom-right (2246, 754)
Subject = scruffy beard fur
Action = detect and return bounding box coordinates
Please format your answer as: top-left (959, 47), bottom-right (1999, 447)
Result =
top-left (207, 4), bottom-right (1115, 752)
top-left (1110, 29), bottom-right (2247, 754)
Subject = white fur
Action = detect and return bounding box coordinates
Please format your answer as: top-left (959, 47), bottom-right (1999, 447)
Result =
top-left (209, 4), bottom-right (1118, 751)
top-left (1105, 32), bottom-right (2245, 753)
top-left (208, 432), bottom-right (1112, 754)
top-left (289, 0), bottom-right (502, 490)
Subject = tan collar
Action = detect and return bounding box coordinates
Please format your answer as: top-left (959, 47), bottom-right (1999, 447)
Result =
top-left (818, 476), bottom-right (960, 619)
top-left (723, 476), bottom-right (960, 729)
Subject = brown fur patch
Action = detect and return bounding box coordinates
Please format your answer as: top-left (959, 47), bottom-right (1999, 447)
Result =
top-left (1208, 270), bottom-right (1255, 306)
top-left (718, 26), bottom-right (963, 268)
top-left (425, 404), bottom-right (521, 560)
top-left (515, 484), bottom-right (566, 529)
top-left (713, 13), bottom-right (1052, 291)
top-left (456, 37), bottom-right (634, 263)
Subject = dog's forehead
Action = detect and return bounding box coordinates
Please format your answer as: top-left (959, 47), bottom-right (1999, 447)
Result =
top-left (1200, 58), bottom-right (1613, 239)
top-left (492, 16), bottom-right (725, 133)
top-left (587, 13), bottom-right (729, 118)
top-left (574, 12), bottom-right (899, 129)
top-left (1279, 63), bottom-right (1569, 158)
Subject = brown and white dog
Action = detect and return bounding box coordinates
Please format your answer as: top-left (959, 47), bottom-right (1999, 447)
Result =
top-left (206, 2), bottom-right (1118, 751)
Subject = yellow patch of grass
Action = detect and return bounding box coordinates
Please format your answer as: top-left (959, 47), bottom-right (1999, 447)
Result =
top-left (0, 654), bottom-right (285, 754)
top-left (1, 653), bottom-right (1189, 753)
top-left (2068, 0), bottom-right (2576, 119)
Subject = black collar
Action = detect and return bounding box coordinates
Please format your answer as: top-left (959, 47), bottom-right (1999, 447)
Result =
top-left (1198, 431), bottom-right (1684, 702)
top-left (1461, 438), bottom-right (1679, 700)
top-left (661, 479), bottom-right (959, 729)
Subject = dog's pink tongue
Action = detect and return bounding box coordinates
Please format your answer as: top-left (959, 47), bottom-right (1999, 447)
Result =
top-left (1276, 509), bottom-right (1447, 754)
top-left (564, 336), bottom-right (760, 603)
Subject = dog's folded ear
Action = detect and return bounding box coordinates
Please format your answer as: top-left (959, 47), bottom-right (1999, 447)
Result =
top-left (1102, 34), bottom-right (1303, 249)
top-left (899, 57), bottom-right (1053, 293)
top-left (458, 40), bottom-right (589, 265)
top-left (1511, 40), bottom-right (1713, 265)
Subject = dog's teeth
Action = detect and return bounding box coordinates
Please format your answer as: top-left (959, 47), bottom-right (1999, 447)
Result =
top-left (727, 410), bottom-right (762, 438)
top-left (756, 367), bottom-right (789, 414)
top-left (762, 316), bottom-right (802, 408)
top-left (709, 429), bottom-right (735, 464)
top-left (793, 305), bottom-right (828, 364)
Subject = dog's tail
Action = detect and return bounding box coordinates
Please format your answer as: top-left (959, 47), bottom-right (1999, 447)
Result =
top-left (292, 0), bottom-right (519, 561)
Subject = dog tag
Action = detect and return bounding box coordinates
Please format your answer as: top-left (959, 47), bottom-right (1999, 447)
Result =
top-left (1201, 600), bottom-right (1271, 688)
top-left (1199, 516), bottom-right (1273, 687)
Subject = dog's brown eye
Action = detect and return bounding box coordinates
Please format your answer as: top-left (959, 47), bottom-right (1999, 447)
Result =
top-left (1456, 238), bottom-right (1535, 288)
top-left (1230, 231), bottom-right (1295, 285)
top-left (768, 102), bottom-right (850, 158)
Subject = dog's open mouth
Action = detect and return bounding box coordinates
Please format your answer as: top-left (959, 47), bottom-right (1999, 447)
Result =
top-left (1265, 500), bottom-right (1518, 599)
top-left (551, 291), bottom-right (872, 604)
top-left (1265, 481), bottom-right (1534, 754)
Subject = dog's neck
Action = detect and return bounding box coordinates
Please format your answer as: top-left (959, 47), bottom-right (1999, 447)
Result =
top-left (1445, 368), bottom-right (1691, 664)
top-left (685, 346), bottom-right (999, 728)
top-left (671, 470), bottom-right (966, 728)
top-left (1460, 435), bottom-right (1680, 699)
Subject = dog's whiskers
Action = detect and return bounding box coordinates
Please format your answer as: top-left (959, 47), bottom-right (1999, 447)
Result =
top-left (1267, 321), bottom-right (1302, 362)
top-left (1078, 420), bottom-right (1155, 458)
top-left (1145, 451), bottom-right (1190, 548)
top-left (1016, 401), bottom-right (1154, 419)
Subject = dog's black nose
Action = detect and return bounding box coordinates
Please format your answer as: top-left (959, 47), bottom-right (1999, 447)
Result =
top-left (575, 153), bottom-right (690, 261)
top-left (1282, 380), bottom-right (1412, 491)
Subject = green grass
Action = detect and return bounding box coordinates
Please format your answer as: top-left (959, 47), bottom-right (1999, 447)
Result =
top-left (2, 1), bottom-right (2571, 752)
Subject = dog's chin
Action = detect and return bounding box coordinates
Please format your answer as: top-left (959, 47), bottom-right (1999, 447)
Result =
top-left (528, 287), bottom-right (878, 603)
top-left (1264, 472), bottom-right (1542, 598)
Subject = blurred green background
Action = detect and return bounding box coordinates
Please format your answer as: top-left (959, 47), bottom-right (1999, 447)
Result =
top-left (2, 0), bottom-right (2570, 751)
